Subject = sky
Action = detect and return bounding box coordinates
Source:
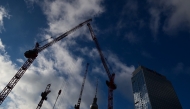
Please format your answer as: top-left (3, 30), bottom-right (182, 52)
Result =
top-left (0, 0), bottom-right (190, 109)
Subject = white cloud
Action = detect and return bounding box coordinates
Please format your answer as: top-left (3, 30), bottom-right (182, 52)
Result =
top-left (0, 39), bottom-right (5, 52)
top-left (1, 0), bottom-right (105, 108)
top-left (16, 59), bottom-right (24, 63)
top-left (0, 6), bottom-right (10, 33)
top-left (77, 47), bottom-right (99, 60)
top-left (106, 53), bottom-right (135, 101)
top-left (148, 0), bottom-right (190, 34)
top-left (161, 0), bottom-right (190, 32)
top-left (39, 0), bottom-right (104, 37)
top-left (0, 39), bottom-right (96, 109)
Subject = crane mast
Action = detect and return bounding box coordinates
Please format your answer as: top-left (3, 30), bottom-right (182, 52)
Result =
top-left (75, 63), bottom-right (89, 109)
top-left (95, 79), bottom-right (98, 98)
top-left (0, 19), bottom-right (92, 105)
top-left (87, 23), bottom-right (116, 109)
top-left (36, 84), bottom-right (51, 109)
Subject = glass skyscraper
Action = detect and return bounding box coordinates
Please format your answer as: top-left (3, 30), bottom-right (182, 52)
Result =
top-left (131, 66), bottom-right (182, 109)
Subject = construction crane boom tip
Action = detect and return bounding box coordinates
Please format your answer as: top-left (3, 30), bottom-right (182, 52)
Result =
top-left (58, 90), bottom-right (62, 95)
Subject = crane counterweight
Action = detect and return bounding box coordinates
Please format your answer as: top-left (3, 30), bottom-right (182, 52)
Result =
top-left (24, 42), bottom-right (40, 59)
top-left (24, 49), bottom-right (38, 59)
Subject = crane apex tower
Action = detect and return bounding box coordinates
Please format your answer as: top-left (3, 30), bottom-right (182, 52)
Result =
top-left (131, 66), bottom-right (182, 109)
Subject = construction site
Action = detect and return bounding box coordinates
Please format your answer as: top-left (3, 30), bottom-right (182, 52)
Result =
top-left (1, 0), bottom-right (190, 108)
top-left (0, 19), bottom-right (118, 109)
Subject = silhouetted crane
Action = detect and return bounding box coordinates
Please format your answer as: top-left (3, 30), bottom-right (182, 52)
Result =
top-left (87, 23), bottom-right (117, 109)
top-left (0, 19), bottom-right (92, 105)
top-left (36, 84), bottom-right (51, 109)
top-left (53, 89), bottom-right (62, 109)
top-left (75, 63), bottom-right (89, 109)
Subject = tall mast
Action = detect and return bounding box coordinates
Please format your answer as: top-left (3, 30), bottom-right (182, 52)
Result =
top-left (53, 89), bottom-right (62, 109)
top-left (74, 63), bottom-right (89, 109)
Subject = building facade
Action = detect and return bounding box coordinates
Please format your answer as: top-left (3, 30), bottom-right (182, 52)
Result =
top-left (131, 66), bottom-right (182, 109)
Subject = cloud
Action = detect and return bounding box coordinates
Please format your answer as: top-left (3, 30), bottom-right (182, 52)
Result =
top-left (0, 6), bottom-right (10, 33)
top-left (0, 38), bottom-right (96, 109)
top-left (0, 0), bottom-right (105, 108)
top-left (161, 0), bottom-right (190, 32)
top-left (16, 59), bottom-right (24, 63)
top-left (39, 0), bottom-right (104, 37)
top-left (0, 0), bottom-right (136, 109)
top-left (0, 39), bottom-right (5, 52)
top-left (106, 53), bottom-right (135, 101)
top-left (148, 0), bottom-right (190, 34)
top-left (77, 47), bottom-right (99, 60)
top-left (172, 62), bottom-right (190, 75)
top-left (116, 0), bottom-right (138, 30)
top-left (149, 7), bottom-right (160, 39)
top-left (125, 32), bottom-right (140, 44)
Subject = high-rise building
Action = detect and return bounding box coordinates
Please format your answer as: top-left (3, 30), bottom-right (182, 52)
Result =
top-left (131, 66), bottom-right (182, 109)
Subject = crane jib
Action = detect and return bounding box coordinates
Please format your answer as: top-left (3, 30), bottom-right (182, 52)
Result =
top-left (37, 19), bottom-right (92, 53)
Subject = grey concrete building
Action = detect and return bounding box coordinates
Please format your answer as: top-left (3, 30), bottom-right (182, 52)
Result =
top-left (131, 66), bottom-right (182, 109)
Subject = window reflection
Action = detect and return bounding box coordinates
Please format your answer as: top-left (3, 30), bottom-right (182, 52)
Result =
top-left (132, 70), bottom-right (151, 109)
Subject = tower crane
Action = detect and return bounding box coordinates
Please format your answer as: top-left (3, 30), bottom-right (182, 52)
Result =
top-left (53, 89), bottom-right (62, 109)
top-left (90, 79), bottom-right (98, 109)
top-left (87, 23), bottom-right (117, 109)
top-left (0, 19), bottom-right (92, 105)
top-left (74, 63), bottom-right (89, 109)
top-left (36, 84), bottom-right (51, 109)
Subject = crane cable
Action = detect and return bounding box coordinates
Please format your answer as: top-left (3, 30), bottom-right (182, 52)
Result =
top-left (38, 37), bottom-right (54, 44)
